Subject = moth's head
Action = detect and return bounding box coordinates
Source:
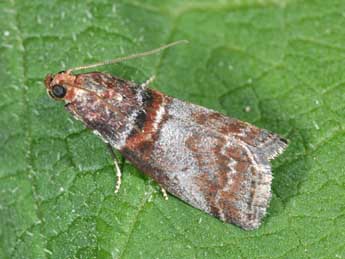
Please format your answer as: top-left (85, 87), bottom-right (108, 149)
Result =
top-left (44, 71), bottom-right (77, 103)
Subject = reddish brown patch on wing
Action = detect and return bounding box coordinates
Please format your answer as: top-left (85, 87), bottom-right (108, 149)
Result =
top-left (192, 109), bottom-right (272, 148)
top-left (121, 90), bottom-right (172, 184)
top-left (190, 134), bottom-right (257, 226)
top-left (124, 90), bottom-right (169, 156)
top-left (193, 112), bottom-right (223, 127)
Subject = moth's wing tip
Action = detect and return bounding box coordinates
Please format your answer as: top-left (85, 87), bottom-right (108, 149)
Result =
top-left (226, 208), bottom-right (269, 230)
top-left (235, 135), bottom-right (288, 230)
top-left (236, 172), bottom-right (273, 230)
top-left (236, 189), bottom-right (272, 230)
top-left (222, 143), bottom-right (278, 230)
top-left (261, 133), bottom-right (289, 161)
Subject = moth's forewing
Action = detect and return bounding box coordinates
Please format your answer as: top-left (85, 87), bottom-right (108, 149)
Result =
top-left (122, 97), bottom-right (287, 230)
top-left (49, 72), bottom-right (287, 230)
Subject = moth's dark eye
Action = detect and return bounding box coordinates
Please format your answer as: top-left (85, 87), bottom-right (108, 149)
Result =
top-left (51, 84), bottom-right (67, 98)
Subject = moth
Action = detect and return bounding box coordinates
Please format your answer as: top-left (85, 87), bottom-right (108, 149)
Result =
top-left (44, 41), bottom-right (287, 230)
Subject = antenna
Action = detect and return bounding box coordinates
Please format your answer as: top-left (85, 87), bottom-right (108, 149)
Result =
top-left (67, 40), bottom-right (189, 73)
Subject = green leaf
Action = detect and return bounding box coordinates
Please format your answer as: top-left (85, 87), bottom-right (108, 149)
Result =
top-left (1, 0), bottom-right (345, 258)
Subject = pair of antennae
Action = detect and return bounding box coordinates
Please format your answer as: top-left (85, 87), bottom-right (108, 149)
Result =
top-left (67, 40), bottom-right (189, 73)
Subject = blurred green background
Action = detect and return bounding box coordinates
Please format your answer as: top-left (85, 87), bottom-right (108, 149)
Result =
top-left (1, 0), bottom-right (345, 258)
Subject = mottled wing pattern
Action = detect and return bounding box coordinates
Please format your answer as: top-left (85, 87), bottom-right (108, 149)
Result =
top-left (54, 72), bottom-right (287, 230)
top-left (122, 91), bottom-right (287, 230)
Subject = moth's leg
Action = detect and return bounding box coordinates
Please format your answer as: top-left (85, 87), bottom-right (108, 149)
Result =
top-left (141, 75), bottom-right (156, 88)
top-left (107, 144), bottom-right (122, 194)
top-left (160, 186), bottom-right (169, 201)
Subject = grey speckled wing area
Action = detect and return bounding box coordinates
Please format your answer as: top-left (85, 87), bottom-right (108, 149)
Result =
top-left (122, 96), bottom-right (287, 230)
